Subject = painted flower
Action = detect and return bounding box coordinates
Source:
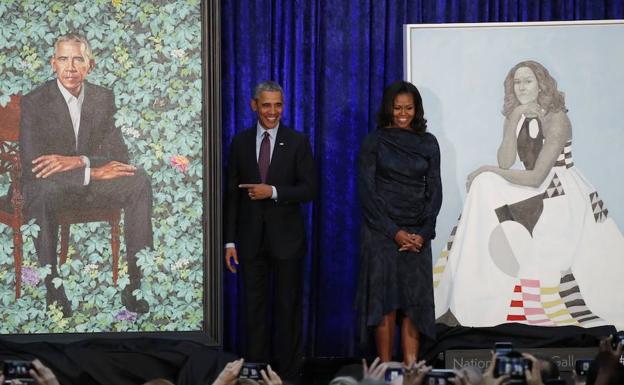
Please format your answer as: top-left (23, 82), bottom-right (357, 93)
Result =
top-left (121, 125), bottom-right (141, 139)
top-left (170, 155), bottom-right (190, 173)
top-left (19, 60), bottom-right (32, 70)
top-left (85, 263), bottom-right (99, 278)
top-left (172, 257), bottom-right (190, 271)
top-left (21, 266), bottom-right (40, 287)
top-left (115, 309), bottom-right (138, 322)
top-left (152, 98), bottom-right (166, 109)
top-left (171, 49), bottom-right (186, 59)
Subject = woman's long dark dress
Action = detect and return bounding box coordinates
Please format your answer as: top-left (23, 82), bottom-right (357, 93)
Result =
top-left (355, 127), bottom-right (442, 343)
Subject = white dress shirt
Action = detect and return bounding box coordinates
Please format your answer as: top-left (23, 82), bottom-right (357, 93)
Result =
top-left (57, 79), bottom-right (91, 185)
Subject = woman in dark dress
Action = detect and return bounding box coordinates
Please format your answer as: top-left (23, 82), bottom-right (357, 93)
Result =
top-left (356, 81), bottom-right (442, 364)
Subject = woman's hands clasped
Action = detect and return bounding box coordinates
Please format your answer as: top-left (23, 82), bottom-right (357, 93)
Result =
top-left (395, 230), bottom-right (424, 253)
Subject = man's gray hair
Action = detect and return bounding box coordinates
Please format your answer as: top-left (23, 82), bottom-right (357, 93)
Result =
top-left (54, 33), bottom-right (93, 61)
top-left (253, 81), bottom-right (283, 99)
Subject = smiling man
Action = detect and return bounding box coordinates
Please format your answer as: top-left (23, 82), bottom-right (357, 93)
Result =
top-left (19, 33), bottom-right (153, 317)
top-left (224, 81), bottom-right (316, 382)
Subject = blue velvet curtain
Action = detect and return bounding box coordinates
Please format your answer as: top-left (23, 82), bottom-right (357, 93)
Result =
top-left (221, 1), bottom-right (623, 357)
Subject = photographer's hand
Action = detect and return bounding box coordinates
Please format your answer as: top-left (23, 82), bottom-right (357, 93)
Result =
top-left (212, 358), bottom-right (244, 385)
top-left (522, 353), bottom-right (544, 385)
top-left (571, 370), bottom-right (584, 385)
top-left (259, 365), bottom-right (282, 385)
top-left (402, 360), bottom-right (431, 385)
top-left (29, 359), bottom-right (60, 385)
top-left (482, 353), bottom-right (510, 385)
top-left (448, 370), bottom-right (468, 385)
top-left (362, 357), bottom-right (388, 380)
top-left (599, 335), bottom-right (623, 361)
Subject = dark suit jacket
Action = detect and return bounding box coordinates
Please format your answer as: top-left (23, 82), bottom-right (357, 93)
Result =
top-left (19, 79), bottom-right (129, 188)
top-left (224, 125), bottom-right (316, 260)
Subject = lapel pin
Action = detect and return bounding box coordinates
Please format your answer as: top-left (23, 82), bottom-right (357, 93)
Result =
top-left (279, 142), bottom-right (284, 146)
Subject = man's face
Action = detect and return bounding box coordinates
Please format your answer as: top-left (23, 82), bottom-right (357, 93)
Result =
top-left (251, 90), bottom-right (283, 129)
top-left (51, 41), bottom-right (93, 96)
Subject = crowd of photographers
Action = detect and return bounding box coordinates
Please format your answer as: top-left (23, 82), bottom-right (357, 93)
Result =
top-left (0, 359), bottom-right (175, 385)
top-left (1, 335), bottom-right (622, 385)
top-left (209, 335), bottom-right (624, 385)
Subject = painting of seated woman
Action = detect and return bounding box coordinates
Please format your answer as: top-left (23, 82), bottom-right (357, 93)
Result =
top-left (434, 60), bottom-right (624, 329)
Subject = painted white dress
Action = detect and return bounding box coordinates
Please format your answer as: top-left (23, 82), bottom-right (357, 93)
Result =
top-left (433, 115), bottom-right (624, 329)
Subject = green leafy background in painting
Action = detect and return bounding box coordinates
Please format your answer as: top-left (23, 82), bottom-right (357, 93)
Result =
top-left (0, 0), bottom-right (203, 333)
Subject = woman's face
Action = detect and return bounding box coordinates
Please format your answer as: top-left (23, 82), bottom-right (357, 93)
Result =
top-left (513, 66), bottom-right (539, 105)
top-left (391, 92), bottom-right (415, 129)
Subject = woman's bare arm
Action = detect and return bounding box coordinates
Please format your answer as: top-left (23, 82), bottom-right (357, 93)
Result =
top-left (467, 111), bottom-right (571, 190)
top-left (497, 113), bottom-right (521, 169)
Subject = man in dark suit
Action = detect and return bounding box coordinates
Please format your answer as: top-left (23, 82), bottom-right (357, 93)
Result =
top-left (19, 33), bottom-right (152, 317)
top-left (224, 81), bottom-right (316, 381)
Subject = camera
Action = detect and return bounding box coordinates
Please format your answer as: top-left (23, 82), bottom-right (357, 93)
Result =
top-left (238, 362), bottom-right (268, 380)
top-left (423, 369), bottom-right (456, 385)
top-left (575, 359), bottom-right (592, 377)
top-left (611, 331), bottom-right (624, 349)
top-left (2, 360), bottom-right (34, 384)
top-left (384, 367), bottom-right (402, 382)
top-left (494, 351), bottom-right (532, 385)
top-left (495, 342), bottom-right (513, 355)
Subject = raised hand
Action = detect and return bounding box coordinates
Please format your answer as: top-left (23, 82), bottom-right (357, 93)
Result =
top-left (363, 357), bottom-right (388, 381)
top-left (239, 183), bottom-right (273, 200)
top-left (212, 358), bottom-right (244, 385)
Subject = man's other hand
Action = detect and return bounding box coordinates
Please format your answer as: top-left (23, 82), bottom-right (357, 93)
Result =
top-left (32, 154), bottom-right (84, 178)
top-left (91, 161), bottom-right (136, 180)
top-left (239, 183), bottom-right (273, 200)
top-left (225, 247), bottom-right (239, 273)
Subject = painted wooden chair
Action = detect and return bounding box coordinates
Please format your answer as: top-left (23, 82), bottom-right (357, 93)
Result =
top-left (0, 95), bottom-right (121, 299)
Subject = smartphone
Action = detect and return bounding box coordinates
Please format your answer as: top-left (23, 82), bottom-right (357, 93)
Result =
top-left (239, 362), bottom-right (268, 380)
top-left (612, 332), bottom-right (624, 349)
top-left (494, 355), bottom-right (532, 385)
top-left (2, 360), bottom-right (34, 384)
top-left (423, 369), bottom-right (456, 385)
top-left (494, 342), bottom-right (513, 355)
top-left (384, 367), bottom-right (402, 382)
top-left (575, 359), bottom-right (592, 377)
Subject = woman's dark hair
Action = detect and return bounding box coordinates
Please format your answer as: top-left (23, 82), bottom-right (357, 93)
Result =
top-left (377, 81), bottom-right (427, 134)
top-left (502, 60), bottom-right (567, 117)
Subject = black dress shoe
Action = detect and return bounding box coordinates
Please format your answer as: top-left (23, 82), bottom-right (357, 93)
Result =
top-left (46, 286), bottom-right (72, 318)
top-left (121, 285), bottom-right (149, 313)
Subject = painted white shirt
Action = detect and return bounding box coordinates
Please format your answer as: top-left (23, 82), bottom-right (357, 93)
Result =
top-left (56, 79), bottom-right (91, 185)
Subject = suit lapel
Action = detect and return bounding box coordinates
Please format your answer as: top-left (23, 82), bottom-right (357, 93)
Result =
top-left (77, 83), bottom-right (94, 153)
top-left (244, 128), bottom-right (261, 182)
top-left (267, 126), bottom-right (288, 182)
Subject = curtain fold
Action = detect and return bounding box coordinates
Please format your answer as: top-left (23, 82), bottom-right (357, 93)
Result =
top-left (221, 0), bottom-right (623, 358)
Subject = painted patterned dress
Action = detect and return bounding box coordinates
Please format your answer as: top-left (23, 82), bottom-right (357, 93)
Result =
top-left (433, 115), bottom-right (624, 329)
